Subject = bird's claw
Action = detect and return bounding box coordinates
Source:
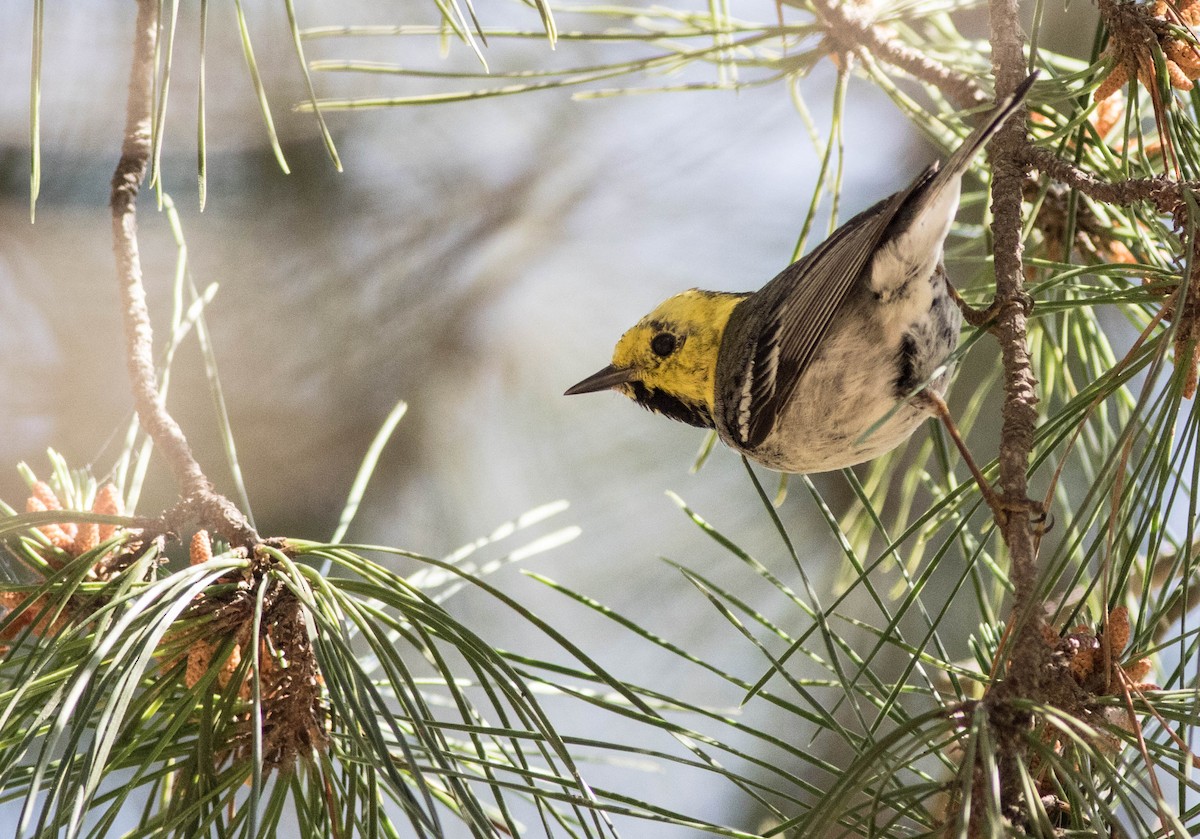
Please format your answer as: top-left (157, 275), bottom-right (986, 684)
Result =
top-left (951, 287), bottom-right (1035, 331)
top-left (992, 492), bottom-right (1052, 533)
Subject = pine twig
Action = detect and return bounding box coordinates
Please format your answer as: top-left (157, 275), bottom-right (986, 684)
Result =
top-left (810, 0), bottom-right (985, 108)
top-left (1024, 145), bottom-right (1190, 215)
top-left (110, 0), bottom-right (257, 549)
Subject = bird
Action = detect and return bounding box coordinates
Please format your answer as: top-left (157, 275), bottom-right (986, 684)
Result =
top-left (565, 74), bottom-right (1035, 475)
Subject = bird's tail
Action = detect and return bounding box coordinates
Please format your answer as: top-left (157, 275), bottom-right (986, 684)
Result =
top-left (938, 71), bottom-right (1037, 183)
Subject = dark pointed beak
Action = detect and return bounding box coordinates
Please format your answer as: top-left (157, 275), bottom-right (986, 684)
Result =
top-left (564, 364), bottom-right (638, 396)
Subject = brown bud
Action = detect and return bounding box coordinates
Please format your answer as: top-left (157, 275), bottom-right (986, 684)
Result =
top-left (1090, 91), bottom-right (1125, 138)
top-left (0, 594), bottom-right (68, 639)
top-left (73, 523), bottom-right (99, 556)
top-left (1124, 656), bottom-right (1153, 685)
top-left (190, 531), bottom-right (213, 566)
top-left (26, 496), bottom-right (75, 553)
top-left (30, 481), bottom-right (61, 511)
top-left (1106, 606), bottom-right (1131, 654)
top-left (1094, 63), bottom-right (1130, 103)
top-left (92, 484), bottom-right (123, 542)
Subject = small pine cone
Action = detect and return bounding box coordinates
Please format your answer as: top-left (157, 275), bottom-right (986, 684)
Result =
top-left (0, 592), bottom-right (35, 641)
top-left (1090, 91), bottom-right (1125, 137)
top-left (1029, 109), bottom-right (1053, 127)
top-left (1166, 38), bottom-right (1200, 77)
top-left (26, 496), bottom-right (75, 553)
top-left (186, 637), bottom-right (247, 695)
top-left (29, 481), bottom-right (77, 543)
top-left (1178, 0), bottom-right (1200, 26)
top-left (190, 531), bottom-right (213, 566)
top-left (1095, 61), bottom-right (1130, 103)
top-left (1105, 239), bottom-right (1138, 264)
top-left (158, 627), bottom-right (188, 678)
top-left (92, 484), bottom-right (123, 542)
top-left (73, 522), bottom-right (99, 556)
top-left (30, 481), bottom-right (61, 511)
top-left (30, 481), bottom-right (77, 541)
top-left (1124, 656), bottom-right (1154, 685)
top-left (1069, 646), bottom-right (1096, 682)
top-left (1106, 606), bottom-right (1131, 654)
top-left (1165, 58), bottom-right (1195, 90)
top-left (0, 594), bottom-right (67, 639)
top-left (1066, 629), bottom-right (1099, 682)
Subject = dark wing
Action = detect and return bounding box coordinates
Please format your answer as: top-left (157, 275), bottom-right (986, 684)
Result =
top-left (728, 73), bottom-right (1037, 449)
top-left (730, 170), bottom-right (935, 449)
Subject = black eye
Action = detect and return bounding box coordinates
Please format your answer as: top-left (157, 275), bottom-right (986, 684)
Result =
top-left (650, 332), bottom-right (678, 357)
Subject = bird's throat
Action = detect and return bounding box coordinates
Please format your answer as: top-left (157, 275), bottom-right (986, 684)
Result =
top-left (627, 381), bottom-right (714, 429)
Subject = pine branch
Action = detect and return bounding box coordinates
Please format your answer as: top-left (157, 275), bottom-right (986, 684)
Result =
top-left (110, 0), bottom-right (257, 549)
top-left (1024, 145), bottom-right (1191, 215)
top-left (986, 6), bottom-right (1038, 612)
top-left (939, 3), bottom-right (1079, 833)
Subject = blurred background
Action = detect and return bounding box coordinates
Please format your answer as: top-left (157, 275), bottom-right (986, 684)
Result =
top-left (0, 0), bottom-right (1096, 834)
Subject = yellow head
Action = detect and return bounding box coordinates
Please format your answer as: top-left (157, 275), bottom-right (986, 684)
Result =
top-left (565, 289), bottom-right (747, 428)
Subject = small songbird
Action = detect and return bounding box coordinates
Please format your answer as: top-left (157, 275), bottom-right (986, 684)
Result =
top-left (566, 74), bottom-right (1034, 474)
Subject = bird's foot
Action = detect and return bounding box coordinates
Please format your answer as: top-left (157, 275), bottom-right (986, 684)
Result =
top-left (950, 284), bottom-right (1034, 331)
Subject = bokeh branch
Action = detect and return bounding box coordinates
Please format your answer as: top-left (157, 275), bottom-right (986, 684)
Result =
top-left (110, 0), bottom-right (257, 548)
